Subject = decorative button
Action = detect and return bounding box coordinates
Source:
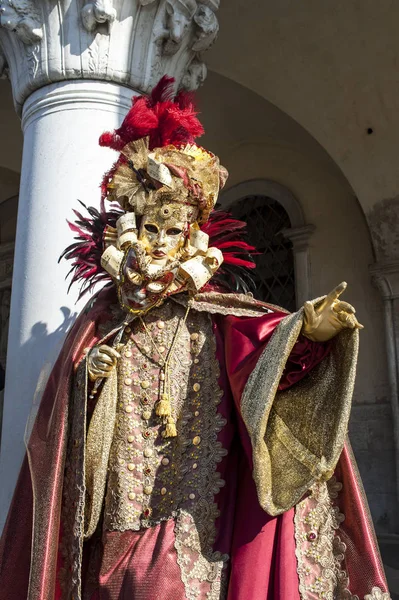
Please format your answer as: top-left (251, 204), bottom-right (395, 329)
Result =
top-left (143, 508), bottom-right (152, 518)
top-left (307, 531), bottom-right (317, 542)
top-left (192, 463), bottom-right (198, 469)
top-left (125, 406), bottom-right (133, 413)
top-left (142, 410), bottom-right (152, 420)
top-left (159, 346), bottom-right (166, 354)
top-left (124, 377), bottom-right (133, 386)
top-left (144, 467), bottom-right (153, 476)
top-left (192, 436), bottom-right (201, 446)
top-left (141, 397), bottom-right (150, 405)
top-left (162, 457), bottom-right (170, 466)
top-left (189, 493), bottom-right (196, 500)
top-left (125, 351), bottom-right (132, 358)
top-left (194, 411), bottom-right (199, 417)
top-left (143, 430), bottom-right (151, 439)
top-left (193, 383), bottom-right (201, 392)
top-left (144, 448), bottom-right (153, 458)
top-left (141, 380), bottom-right (150, 389)
top-left (128, 492), bottom-right (136, 500)
top-left (157, 321), bottom-right (165, 329)
top-left (127, 434), bottom-right (134, 443)
top-left (144, 485), bottom-right (153, 495)
top-left (127, 463), bottom-right (135, 471)
top-left (161, 487), bottom-right (167, 495)
top-left (190, 333), bottom-right (199, 341)
top-left (194, 358), bottom-right (199, 364)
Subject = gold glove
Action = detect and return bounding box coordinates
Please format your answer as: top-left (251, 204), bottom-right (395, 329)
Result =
top-left (302, 281), bottom-right (364, 342)
top-left (87, 344), bottom-right (121, 381)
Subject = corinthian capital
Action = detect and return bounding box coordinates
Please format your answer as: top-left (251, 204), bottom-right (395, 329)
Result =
top-left (0, 0), bottom-right (220, 114)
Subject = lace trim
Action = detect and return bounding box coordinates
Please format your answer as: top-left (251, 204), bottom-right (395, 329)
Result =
top-left (294, 478), bottom-right (392, 600)
top-left (174, 511), bottom-right (228, 600)
top-left (58, 359), bottom-right (88, 600)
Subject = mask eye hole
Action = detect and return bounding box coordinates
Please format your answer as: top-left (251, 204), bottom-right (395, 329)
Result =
top-left (144, 224), bottom-right (159, 234)
top-left (166, 227), bottom-right (182, 236)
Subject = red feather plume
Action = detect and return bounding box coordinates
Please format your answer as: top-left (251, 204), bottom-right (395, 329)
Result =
top-left (99, 76), bottom-right (204, 152)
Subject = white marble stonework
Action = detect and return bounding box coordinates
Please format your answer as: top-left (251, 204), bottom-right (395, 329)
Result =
top-left (0, 0), bottom-right (221, 531)
top-left (0, 0), bottom-right (220, 113)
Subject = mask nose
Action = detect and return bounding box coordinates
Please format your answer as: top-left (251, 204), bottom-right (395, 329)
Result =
top-left (157, 230), bottom-right (166, 245)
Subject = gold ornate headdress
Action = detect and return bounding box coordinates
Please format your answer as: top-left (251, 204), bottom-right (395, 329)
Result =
top-left (98, 76), bottom-right (228, 310)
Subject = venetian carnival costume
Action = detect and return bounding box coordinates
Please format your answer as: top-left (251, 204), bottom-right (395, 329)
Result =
top-left (0, 78), bottom-right (391, 600)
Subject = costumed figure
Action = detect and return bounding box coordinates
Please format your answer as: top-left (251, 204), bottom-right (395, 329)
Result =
top-left (0, 77), bottom-right (391, 600)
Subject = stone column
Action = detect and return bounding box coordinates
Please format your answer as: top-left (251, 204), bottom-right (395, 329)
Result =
top-left (370, 259), bottom-right (399, 515)
top-left (0, 0), bottom-right (220, 530)
top-left (282, 224), bottom-right (315, 309)
top-left (368, 197), bottom-right (399, 517)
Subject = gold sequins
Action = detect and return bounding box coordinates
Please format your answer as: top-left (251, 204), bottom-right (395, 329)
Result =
top-left (162, 457), bottom-right (170, 466)
top-left (189, 493), bottom-right (196, 500)
top-left (190, 333), bottom-right (199, 341)
top-left (161, 487), bottom-right (167, 495)
top-left (127, 434), bottom-right (134, 443)
top-left (157, 321), bottom-right (165, 329)
top-left (144, 485), bottom-right (153, 495)
top-left (141, 380), bottom-right (150, 389)
top-left (193, 383), bottom-right (201, 392)
top-left (192, 436), bottom-right (201, 446)
top-left (127, 463), bottom-right (135, 471)
top-left (128, 492), bottom-right (136, 500)
top-left (124, 377), bottom-right (132, 386)
top-left (125, 406), bottom-right (133, 414)
top-left (142, 410), bottom-right (152, 420)
top-left (144, 448), bottom-right (153, 458)
top-left (124, 351), bottom-right (132, 358)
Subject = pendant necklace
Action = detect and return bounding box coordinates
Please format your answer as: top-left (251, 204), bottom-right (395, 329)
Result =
top-left (139, 303), bottom-right (191, 438)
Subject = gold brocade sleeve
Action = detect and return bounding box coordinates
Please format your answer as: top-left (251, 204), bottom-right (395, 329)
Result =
top-left (240, 304), bottom-right (359, 516)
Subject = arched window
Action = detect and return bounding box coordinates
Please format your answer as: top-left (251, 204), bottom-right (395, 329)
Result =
top-left (230, 195), bottom-right (296, 311)
top-left (220, 180), bottom-right (315, 311)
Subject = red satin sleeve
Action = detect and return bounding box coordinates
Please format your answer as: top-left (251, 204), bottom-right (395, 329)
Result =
top-left (214, 310), bottom-right (331, 406)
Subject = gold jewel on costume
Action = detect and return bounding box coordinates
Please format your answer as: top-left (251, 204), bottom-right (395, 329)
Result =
top-left (138, 303), bottom-right (191, 438)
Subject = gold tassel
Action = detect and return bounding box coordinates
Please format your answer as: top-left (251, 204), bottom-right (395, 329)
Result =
top-left (156, 393), bottom-right (171, 417)
top-left (164, 416), bottom-right (177, 438)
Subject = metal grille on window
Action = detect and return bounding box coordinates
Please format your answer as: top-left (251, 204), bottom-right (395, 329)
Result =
top-left (230, 195), bottom-right (296, 312)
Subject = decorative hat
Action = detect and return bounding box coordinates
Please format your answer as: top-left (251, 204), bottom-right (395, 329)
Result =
top-left (99, 76), bottom-right (228, 225)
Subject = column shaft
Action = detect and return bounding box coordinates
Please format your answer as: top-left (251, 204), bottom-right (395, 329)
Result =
top-left (0, 81), bottom-right (132, 530)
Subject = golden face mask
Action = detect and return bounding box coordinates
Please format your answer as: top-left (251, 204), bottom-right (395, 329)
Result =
top-left (138, 206), bottom-right (188, 267)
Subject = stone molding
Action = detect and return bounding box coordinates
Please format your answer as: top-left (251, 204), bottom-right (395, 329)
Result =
top-left (21, 80), bottom-right (134, 131)
top-left (0, 0), bottom-right (220, 113)
top-left (370, 259), bottom-right (399, 300)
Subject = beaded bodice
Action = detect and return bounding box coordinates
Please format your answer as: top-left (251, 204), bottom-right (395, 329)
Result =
top-left (103, 300), bottom-right (227, 532)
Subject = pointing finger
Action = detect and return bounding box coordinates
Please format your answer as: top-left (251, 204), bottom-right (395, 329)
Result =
top-left (319, 281), bottom-right (347, 311)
